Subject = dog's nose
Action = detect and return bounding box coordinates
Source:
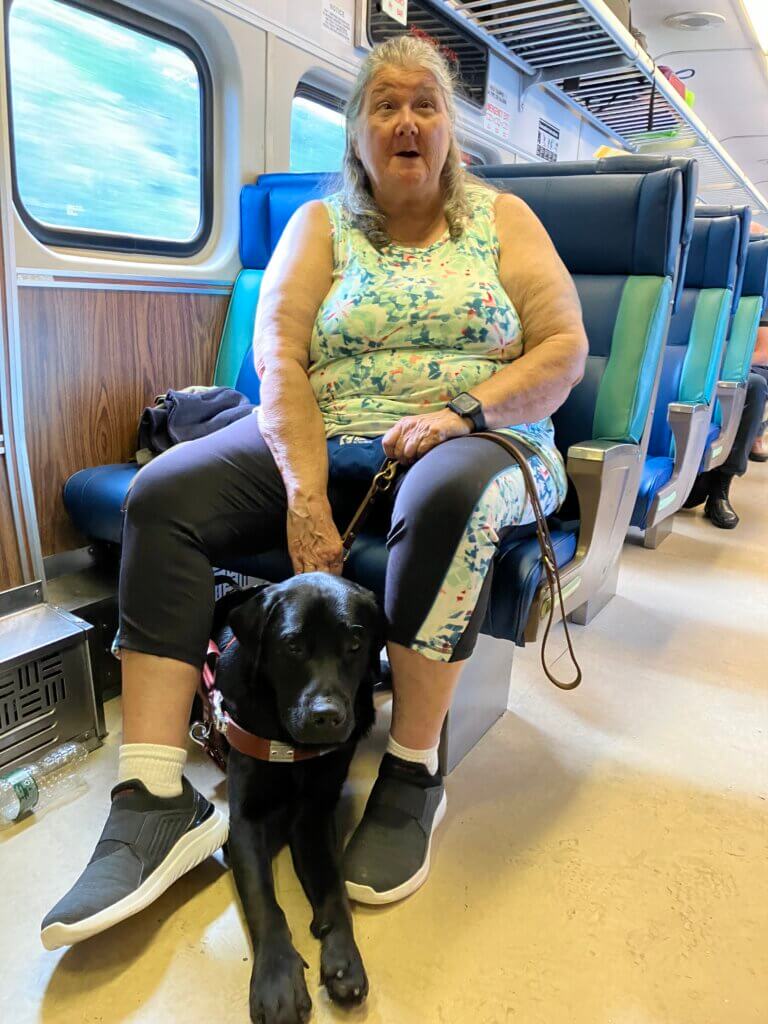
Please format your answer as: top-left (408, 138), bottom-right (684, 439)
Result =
top-left (308, 696), bottom-right (347, 730)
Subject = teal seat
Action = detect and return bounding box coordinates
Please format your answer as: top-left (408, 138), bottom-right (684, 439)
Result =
top-left (701, 233), bottom-right (768, 470)
top-left (630, 214), bottom-right (738, 546)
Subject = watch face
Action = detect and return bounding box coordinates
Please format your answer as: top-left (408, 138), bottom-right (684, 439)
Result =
top-left (453, 393), bottom-right (477, 414)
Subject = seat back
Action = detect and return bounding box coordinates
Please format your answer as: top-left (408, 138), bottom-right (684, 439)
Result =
top-left (476, 156), bottom-right (698, 312)
top-left (218, 169), bottom-right (683, 476)
top-left (485, 168), bottom-right (683, 460)
top-left (213, 172), bottom-right (339, 402)
top-left (647, 215), bottom-right (738, 458)
top-left (694, 205), bottom-right (751, 317)
top-left (721, 236), bottom-right (768, 383)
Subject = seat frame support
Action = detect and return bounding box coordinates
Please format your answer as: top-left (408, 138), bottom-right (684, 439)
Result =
top-left (643, 401), bottom-right (712, 547)
top-left (438, 633), bottom-right (514, 775)
top-left (524, 440), bottom-right (641, 642)
top-left (701, 380), bottom-right (747, 472)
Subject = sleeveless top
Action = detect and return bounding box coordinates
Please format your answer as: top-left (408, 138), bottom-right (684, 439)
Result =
top-left (309, 184), bottom-right (568, 500)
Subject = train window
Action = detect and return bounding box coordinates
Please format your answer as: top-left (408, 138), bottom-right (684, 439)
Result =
top-left (290, 88), bottom-right (346, 173)
top-left (5, 0), bottom-right (212, 255)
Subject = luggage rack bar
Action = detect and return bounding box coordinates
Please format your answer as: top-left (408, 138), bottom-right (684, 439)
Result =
top-left (444, 0), bottom-right (768, 216)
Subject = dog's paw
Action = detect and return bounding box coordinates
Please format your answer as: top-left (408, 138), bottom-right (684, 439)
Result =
top-left (249, 948), bottom-right (312, 1024)
top-left (320, 932), bottom-right (368, 1006)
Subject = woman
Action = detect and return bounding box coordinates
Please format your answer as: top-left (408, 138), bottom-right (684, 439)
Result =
top-left (41, 36), bottom-right (587, 948)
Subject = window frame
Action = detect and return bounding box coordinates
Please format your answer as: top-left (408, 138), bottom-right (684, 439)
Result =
top-left (3, 0), bottom-right (214, 257)
top-left (289, 83), bottom-right (347, 174)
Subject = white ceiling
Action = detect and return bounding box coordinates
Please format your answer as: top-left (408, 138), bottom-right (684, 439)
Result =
top-left (629, 0), bottom-right (768, 197)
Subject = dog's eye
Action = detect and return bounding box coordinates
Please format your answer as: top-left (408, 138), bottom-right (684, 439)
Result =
top-left (284, 636), bottom-right (303, 655)
top-left (348, 637), bottom-right (361, 653)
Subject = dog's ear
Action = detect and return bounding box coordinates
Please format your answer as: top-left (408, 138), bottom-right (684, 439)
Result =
top-left (226, 583), bottom-right (275, 662)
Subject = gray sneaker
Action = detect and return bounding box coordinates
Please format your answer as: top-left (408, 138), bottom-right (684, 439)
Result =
top-left (41, 777), bottom-right (228, 950)
top-left (343, 754), bottom-right (447, 905)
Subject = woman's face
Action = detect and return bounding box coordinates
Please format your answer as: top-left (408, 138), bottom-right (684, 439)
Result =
top-left (354, 66), bottom-right (452, 202)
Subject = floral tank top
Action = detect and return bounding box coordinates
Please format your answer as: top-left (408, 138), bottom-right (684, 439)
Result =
top-left (309, 184), bottom-right (567, 500)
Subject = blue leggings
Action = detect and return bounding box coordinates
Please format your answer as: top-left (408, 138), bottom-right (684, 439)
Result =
top-left (118, 414), bottom-right (560, 668)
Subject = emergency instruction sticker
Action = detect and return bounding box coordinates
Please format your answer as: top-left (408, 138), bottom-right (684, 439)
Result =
top-left (321, 0), bottom-right (352, 43)
top-left (484, 82), bottom-right (511, 142)
top-left (382, 0), bottom-right (408, 26)
top-left (536, 119), bottom-right (560, 162)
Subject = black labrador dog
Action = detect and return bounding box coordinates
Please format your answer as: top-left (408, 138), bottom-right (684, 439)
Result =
top-left (211, 573), bottom-right (384, 1024)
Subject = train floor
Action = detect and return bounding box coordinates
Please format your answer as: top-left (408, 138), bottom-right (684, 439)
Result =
top-left (2, 466), bottom-right (767, 1024)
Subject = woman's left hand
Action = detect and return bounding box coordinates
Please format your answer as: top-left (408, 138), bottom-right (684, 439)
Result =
top-left (382, 408), bottom-right (471, 465)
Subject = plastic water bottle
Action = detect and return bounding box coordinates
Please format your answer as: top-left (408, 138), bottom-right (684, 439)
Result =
top-left (0, 741), bottom-right (89, 826)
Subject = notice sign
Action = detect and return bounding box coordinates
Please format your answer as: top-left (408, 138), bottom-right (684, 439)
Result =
top-left (382, 0), bottom-right (408, 26)
top-left (536, 119), bottom-right (560, 162)
top-left (321, 1), bottom-right (352, 43)
top-left (484, 82), bottom-right (511, 142)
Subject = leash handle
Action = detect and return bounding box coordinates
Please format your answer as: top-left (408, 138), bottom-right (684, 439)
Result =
top-left (472, 432), bottom-right (581, 691)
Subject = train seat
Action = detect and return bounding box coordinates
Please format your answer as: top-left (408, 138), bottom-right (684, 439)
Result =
top-left (699, 217), bottom-right (768, 471)
top-left (66, 165), bottom-right (684, 649)
top-left (630, 214), bottom-right (739, 547)
top-left (477, 155), bottom-right (698, 314)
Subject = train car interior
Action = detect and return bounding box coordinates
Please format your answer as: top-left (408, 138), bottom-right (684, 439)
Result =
top-left (0, 1), bottom-right (766, 1022)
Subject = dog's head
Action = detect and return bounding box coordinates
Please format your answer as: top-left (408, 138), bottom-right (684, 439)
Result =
top-left (226, 574), bottom-right (385, 746)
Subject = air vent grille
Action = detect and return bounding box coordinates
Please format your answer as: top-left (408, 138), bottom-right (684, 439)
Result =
top-left (444, 0), bottom-right (768, 214)
top-left (0, 653), bottom-right (67, 732)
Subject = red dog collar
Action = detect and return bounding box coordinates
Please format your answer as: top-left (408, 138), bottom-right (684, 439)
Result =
top-left (197, 638), bottom-right (342, 764)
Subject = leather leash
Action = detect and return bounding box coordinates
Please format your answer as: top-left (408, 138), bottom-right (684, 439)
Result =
top-left (341, 433), bottom-right (582, 690)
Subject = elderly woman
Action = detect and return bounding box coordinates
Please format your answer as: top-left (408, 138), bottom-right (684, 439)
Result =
top-left (41, 36), bottom-right (587, 945)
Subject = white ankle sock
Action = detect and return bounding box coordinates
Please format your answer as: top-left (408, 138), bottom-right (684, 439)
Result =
top-left (118, 743), bottom-right (187, 798)
top-left (387, 735), bottom-right (439, 776)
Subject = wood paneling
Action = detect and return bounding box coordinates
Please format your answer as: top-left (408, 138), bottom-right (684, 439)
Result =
top-left (19, 287), bottom-right (230, 555)
top-left (0, 460), bottom-right (24, 590)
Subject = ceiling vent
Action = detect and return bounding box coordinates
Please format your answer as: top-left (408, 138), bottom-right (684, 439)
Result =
top-left (663, 11), bottom-right (727, 31)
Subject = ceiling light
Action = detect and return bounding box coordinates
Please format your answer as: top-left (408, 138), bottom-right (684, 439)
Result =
top-left (740, 0), bottom-right (768, 51)
top-left (663, 11), bottom-right (726, 30)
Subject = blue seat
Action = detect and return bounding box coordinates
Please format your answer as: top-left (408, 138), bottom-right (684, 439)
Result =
top-left (477, 156), bottom-right (698, 313)
top-left (699, 218), bottom-right (768, 471)
top-left (65, 165), bottom-right (683, 644)
top-left (630, 214), bottom-right (739, 545)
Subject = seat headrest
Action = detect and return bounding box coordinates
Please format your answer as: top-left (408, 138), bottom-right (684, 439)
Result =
top-left (695, 205), bottom-right (751, 311)
top-left (478, 156), bottom-right (698, 247)
top-left (486, 168), bottom-right (683, 277)
top-left (743, 237), bottom-right (768, 309)
top-left (240, 173), bottom-right (341, 269)
top-left (685, 216), bottom-right (740, 290)
top-left (241, 168), bottom-right (682, 280)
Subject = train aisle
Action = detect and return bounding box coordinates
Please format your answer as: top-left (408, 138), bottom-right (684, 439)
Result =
top-left (2, 469), bottom-right (766, 1024)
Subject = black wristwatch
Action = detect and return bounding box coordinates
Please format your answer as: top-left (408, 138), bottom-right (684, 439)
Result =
top-left (447, 392), bottom-right (486, 433)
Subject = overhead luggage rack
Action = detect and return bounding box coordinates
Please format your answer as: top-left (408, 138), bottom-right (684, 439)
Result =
top-left (443, 0), bottom-right (768, 216)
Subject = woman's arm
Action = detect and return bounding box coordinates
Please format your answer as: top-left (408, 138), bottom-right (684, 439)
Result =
top-left (469, 192), bottom-right (589, 429)
top-left (254, 200), bottom-right (342, 573)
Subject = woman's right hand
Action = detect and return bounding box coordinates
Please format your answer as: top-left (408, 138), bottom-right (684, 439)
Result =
top-left (286, 495), bottom-right (344, 576)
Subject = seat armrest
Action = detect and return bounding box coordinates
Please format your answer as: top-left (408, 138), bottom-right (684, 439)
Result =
top-left (702, 380), bottom-right (748, 471)
top-left (566, 440), bottom-right (642, 559)
top-left (647, 402), bottom-right (712, 526)
top-left (527, 438), bottom-right (642, 635)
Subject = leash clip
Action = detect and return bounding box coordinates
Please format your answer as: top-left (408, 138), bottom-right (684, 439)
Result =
top-left (189, 720), bottom-right (211, 747)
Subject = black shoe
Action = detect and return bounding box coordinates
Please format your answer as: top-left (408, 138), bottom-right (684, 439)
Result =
top-left (41, 777), bottom-right (228, 950)
top-left (343, 754), bottom-right (446, 905)
top-left (704, 473), bottom-right (739, 529)
top-left (682, 471), bottom-right (711, 510)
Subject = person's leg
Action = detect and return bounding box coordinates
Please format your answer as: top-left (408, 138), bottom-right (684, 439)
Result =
top-left (707, 372), bottom-right (768, 528)
top-left (42, 414), bottom-right (291, 949)
top-left (344, 436), bottom-right (561, 904)
top-left (749, 365), bottom-right (768, 461)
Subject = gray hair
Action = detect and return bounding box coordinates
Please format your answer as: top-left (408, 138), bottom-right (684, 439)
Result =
top-left (341, 35), bottom-right (472, 250)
